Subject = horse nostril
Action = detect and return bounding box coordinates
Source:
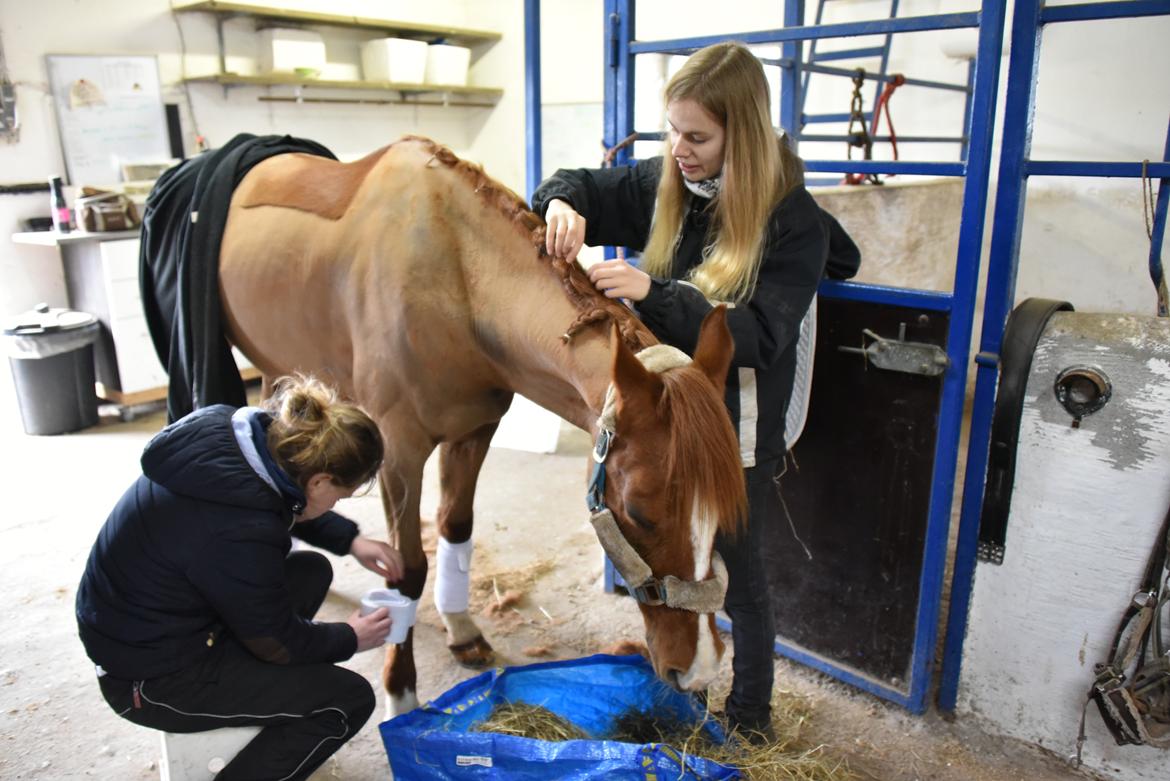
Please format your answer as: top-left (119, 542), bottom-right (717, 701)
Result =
top-left (665, 669), bottom-right (684, 692)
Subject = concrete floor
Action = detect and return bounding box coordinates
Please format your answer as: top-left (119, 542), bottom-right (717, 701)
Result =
top-left (0, 379), bottom-right (1103, 780)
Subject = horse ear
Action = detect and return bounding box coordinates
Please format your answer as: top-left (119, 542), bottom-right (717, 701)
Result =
top-left (691, 305), bottom-right (734, 395)
top-left (610, 324), bottom-right (662, 426)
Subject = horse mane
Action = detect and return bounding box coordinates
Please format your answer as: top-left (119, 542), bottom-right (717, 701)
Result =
top-left (397, 135), bottom-right (656, 353)
top-left (659, 368), bottom-right (747, 536)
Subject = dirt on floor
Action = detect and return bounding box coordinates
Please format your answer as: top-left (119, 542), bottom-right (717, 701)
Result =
top-left (0, 401), bottom-right (1102, 780)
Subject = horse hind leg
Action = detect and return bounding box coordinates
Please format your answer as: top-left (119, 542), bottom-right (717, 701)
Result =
top-left (377, 440), bottom-right (430, 719)
top-left (435, 421), bottom-right (500, 669)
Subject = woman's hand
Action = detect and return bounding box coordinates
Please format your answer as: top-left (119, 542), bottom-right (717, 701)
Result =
top-left (544, 199), bottom-right (587, 263)
top-left (349, 536), bottom-right (405, 582)
top-left (347, 608), bottom-right (391, 652)
top-left (587, 259), bottom-right (652, 302)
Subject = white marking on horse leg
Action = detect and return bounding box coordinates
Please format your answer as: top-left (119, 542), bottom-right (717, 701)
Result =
top-left (439, 610), bottom-right (482, 646)
top-left (679, 499), bottom-right (720, 691)
top-left (435, 537), bottom-right (472, 613)
top-left (386, 689), bottom-right (418, 720)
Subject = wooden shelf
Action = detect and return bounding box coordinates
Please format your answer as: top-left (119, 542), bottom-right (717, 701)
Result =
top-left (182, 72), bottom-right (502, 102)
top-left (172, 1), bottom-right (502, 46)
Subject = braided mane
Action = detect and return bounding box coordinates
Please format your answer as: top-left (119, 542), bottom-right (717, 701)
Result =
top-left (399, 135), bottom-right (656, 353)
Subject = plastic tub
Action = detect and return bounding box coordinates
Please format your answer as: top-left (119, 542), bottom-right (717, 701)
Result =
top-left (424, 44), bottom-right (471, 86)
top-left (362, 38), bottom-right (427, 84)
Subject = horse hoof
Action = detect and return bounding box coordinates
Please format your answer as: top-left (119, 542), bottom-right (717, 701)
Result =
top-left (448, 635), bottom-right (495, 668)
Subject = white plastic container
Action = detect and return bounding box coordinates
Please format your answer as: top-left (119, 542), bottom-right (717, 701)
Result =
top-left (424, 44), bottom-right (471, 86)
top-left (360, 588), bottom-right (419, 644)
top-left (259, 28), bottom-right (326, 75)
top-left (361, 38), bottom-right (427, 84)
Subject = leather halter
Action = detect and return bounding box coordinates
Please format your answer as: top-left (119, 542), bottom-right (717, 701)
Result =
top-left (586, 346), bottom-right (729, 613)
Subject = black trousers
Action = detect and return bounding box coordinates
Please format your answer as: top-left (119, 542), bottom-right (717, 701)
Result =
top-left (716, 459), bottom-right (780, 731)
top-left (98, 552), bottom-right (375, 781)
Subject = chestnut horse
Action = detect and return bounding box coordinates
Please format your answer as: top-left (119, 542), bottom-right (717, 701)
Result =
top-left (218, 136), bottom-right (746, 715)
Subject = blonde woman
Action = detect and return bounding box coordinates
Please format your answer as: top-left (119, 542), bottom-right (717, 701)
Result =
top-left (533, 41), bottom-right (860, 741)
top-left (77, 375), bottom-right (402, 781)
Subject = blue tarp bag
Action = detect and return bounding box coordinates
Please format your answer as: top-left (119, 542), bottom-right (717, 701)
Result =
top-left (380, 653), bottom-right (741, 780)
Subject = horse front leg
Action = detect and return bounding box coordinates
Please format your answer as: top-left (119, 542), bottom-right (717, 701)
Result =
top-left (435, 422), bottom-right (500, 668)
top-left (378, 448), bottom-right (429, 719)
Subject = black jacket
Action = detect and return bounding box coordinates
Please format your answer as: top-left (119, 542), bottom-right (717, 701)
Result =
top-left (139, 134), bottom-right (336, 423)
top-left (76, 405), bottom-right (360, 680)
top-left (532, 156), bottom-right (860, 466)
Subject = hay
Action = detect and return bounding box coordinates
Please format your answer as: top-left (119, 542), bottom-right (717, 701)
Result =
top-left (474, 702), bottom-right (588, 742)
top-left (475, 699), bottom-right (853, 781)
top-left (612, 707), bottom-right (852, 781)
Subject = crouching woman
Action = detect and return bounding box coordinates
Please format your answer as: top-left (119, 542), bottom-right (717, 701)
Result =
top-left (76, 374), bottom-right (402, 781)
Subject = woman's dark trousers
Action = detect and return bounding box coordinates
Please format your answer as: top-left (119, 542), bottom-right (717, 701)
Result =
top-left (97, 551), bottom-right (374, 781)
top-left (716, 459), bottom-right (780, 733)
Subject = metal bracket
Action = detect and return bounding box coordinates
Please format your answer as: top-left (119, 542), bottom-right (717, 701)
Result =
top-left (838, 323), bottom-right (950, 376)
top-left (0, 79), bottom-right (15, 141)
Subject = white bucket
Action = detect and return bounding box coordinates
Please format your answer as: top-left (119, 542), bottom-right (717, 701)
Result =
top-left (360, 588), bottom-right (418, 644)
top-left (424, 44), bottom-right (471, 87)
top-left (361, 38), bottom-right (427, 84)
top-left (259, 28), bottom-right (326, 75)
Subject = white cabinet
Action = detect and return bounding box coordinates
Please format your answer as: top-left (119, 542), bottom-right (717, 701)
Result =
top-left (12, 230), bottom-right (255, 404)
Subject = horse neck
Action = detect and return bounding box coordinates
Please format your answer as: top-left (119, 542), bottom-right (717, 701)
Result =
top-left (465, 236), bottom-right (612, 433)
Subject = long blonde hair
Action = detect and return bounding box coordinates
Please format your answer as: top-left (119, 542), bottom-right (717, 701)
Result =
top-left (641, 42), bottom-right (804, 303)
top-left (265, 374), bottom-right (384, 490)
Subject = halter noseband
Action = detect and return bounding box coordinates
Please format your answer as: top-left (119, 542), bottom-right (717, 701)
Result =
top-left (586, 345), bottom-right (729, 614)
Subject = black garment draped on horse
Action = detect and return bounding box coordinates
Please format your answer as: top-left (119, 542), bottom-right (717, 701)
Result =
top-left (139, 133), bottom-right (336, 422)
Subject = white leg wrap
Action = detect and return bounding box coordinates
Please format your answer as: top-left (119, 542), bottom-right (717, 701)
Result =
top-left (435, 537), bottom-right (473, 614)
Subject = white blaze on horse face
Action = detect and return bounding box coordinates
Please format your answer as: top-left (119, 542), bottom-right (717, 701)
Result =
top-left (677, 498), bottom-right (720, 691)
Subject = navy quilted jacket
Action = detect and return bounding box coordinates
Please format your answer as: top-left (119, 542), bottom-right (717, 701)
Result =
top-left (76, 405), bottom-right (359, 679)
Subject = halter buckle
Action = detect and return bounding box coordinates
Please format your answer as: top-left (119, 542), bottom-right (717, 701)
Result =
top-left (593, 428), bottom-right (612, 463)
top-left (631, 579), bottom-right (666, 607)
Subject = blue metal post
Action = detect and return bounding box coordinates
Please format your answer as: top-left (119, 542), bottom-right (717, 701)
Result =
top-left (937, 0), bottom-right (1042, 712)
top-left (779, 0), bottom-right (804, 140)
top-left (1150, 120), bottom-right (1170, 315)
top-left (895, 0), bottom-right (1008, 714)
top-left (524, 0), bottom-right (542, 202)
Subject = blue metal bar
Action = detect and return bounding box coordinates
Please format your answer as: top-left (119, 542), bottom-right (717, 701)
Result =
top-left (804, 160), bottom-right (966, 176)
top-left (715, 616), bottom-right (917, 708)
top-left (812, 46), bottom-right (886, 61)
top-left (961, 57), bottom-right (975, 160)
top-left (938, 0), bottom-right (1043, 713)
top-left (1026, 160), bottom-right (1170, 178)
top-left (780, 61), bottom-right (969, 92)
top-left (800, 134), bottom-right (966, 144)
top-left (628, 12), bottom-right (982, 53)
top-left (780, 0), bottom-right (804, 138)
top-left (603, 0), bottom-right (635, 262)
top-left (903, 0), bottom-right (1008, 715)
top-left (524, 0), bottom-right (541, 202)
top-left (818, 279), bottom-right (954, 311)
top-left (873, 0), bottom-right (901, 131)
top-left (1150, 120), bottom-right (1170, 316)
top-left (804, 111), bottom-right (870, 123)
top-left (1041, 0), bottom-right (1170, 24)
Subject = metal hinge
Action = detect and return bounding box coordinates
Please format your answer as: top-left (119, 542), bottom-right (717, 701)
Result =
top-left (838, 323), bottom-right (950, 377)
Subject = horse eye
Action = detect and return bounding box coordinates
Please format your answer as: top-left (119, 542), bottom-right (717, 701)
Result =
top-left (626, 507), bottom-right (655, 530)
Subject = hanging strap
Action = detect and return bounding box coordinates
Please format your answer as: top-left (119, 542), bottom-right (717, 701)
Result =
top-left (1077, 501), bottom-right (1170, 762)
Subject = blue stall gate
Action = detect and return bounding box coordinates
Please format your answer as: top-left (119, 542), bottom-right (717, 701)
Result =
top-left (593, 0), bottom-right (1007, 715)
top-left (521, 0), bottom-right (1166, 716)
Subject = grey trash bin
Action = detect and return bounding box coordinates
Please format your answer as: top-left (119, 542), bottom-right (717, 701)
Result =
top-left (3, 303), bottom-right (100, 435)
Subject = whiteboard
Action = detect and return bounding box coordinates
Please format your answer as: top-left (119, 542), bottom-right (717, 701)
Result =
top-left (46, 55), bottom-right (171, 186)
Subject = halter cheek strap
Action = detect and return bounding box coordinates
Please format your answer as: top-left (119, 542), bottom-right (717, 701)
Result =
top-left (587, 344), bottom-right (729, 614)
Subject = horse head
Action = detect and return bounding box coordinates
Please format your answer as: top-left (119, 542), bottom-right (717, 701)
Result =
top-left (594, 306), bottom-right (747, 691)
